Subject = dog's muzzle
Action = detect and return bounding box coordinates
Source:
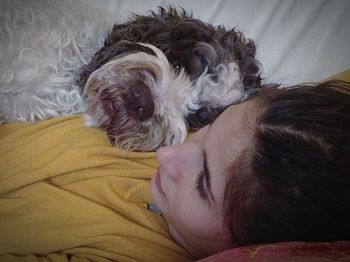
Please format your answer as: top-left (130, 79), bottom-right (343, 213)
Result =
top-left (122, 80), bottom-right (155, 121)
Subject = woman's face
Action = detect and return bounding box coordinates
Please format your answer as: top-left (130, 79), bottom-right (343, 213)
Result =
top-left (150, 100), bottom-right (254, 258)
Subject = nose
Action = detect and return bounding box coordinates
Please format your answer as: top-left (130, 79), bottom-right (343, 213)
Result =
top-left (124, 80), bottom-right (155, 121)
top-left (156, 136), bottom-right (206, 181)
top-left (156, 145), bottom-right (184, 181)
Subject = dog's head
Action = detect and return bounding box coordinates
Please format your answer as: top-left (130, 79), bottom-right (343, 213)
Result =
top-left (80, 6), bottom-right (261, 130)
top-left (83, 43), bottom-right (198, 151)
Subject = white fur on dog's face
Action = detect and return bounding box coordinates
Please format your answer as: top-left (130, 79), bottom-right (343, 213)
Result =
top-left (83, 44), bottom-right (198, 151)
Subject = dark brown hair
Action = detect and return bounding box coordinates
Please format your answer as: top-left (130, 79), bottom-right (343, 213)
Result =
top-left (224, 80), bottom-right (350, 246)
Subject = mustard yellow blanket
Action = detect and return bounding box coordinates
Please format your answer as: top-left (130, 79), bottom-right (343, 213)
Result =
top-left (1, 69), bottom-right (349, 262)
top-left (0, 116), bottom-right (191, 262)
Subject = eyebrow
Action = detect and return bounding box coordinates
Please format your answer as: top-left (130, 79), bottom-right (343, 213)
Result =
top-left (202, 150), bottom-right (216, 203)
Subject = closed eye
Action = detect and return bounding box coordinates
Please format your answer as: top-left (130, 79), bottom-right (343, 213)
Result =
top-left (196, 170), bottom-right (207, 200)
top-left (196, 150), bottom-right (215, 202)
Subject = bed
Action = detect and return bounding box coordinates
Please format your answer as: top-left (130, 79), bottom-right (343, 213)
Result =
top-left (1, 0), bottom-right (350, 261)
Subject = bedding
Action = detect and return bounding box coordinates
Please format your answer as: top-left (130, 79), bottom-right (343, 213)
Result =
top-left (1, 70), bottom-right (349, 262)
top-left (0, 116), bottom-right (191, 262)
top-left (197, 241), bottom-right (350, 262)
top-left (1, 0), bottom-right (350, 261)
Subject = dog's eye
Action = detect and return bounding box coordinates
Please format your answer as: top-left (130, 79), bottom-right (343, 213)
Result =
top-left (137, 106), bottom-right (144, 113)
top-left (173, 61), bottom-right (181, 71)
top-left (113, 102), bottom-right (119, 110)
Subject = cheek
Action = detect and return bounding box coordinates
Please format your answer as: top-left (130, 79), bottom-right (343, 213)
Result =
top-left (167, 189), bottom-right (215, 233)
top-left (168, 201), bottom-right (224, 250)
top-left (152, 175), bottom-right (196, 220)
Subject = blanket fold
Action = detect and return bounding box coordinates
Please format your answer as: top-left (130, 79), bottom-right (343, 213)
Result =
top-left (0, 115), bottom-right (191, 262)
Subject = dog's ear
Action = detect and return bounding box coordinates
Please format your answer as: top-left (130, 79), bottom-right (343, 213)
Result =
top-left (222, 29), bottom-right (262, 90)
top-left (236, 39), bottom-right (261, 90)
top-left (211, 27), bottom-right (261, 91)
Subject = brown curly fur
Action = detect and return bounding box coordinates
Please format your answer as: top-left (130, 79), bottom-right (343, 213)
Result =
top-left (79, 6), bottom-right (261, 129)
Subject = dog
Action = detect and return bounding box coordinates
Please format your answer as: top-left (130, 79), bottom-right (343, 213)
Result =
top-left (83, 43), bottom-right (199, 151)
top-left (80, 6), bottom-right (262, 130)
top-left (0, 4), bottom-right (261, 151)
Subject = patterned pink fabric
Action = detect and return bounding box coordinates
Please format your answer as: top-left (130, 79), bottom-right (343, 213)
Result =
top-left (198, 241), bottom-right (350, 262)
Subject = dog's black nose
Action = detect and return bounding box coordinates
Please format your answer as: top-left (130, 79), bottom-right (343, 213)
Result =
top-left (124, 81), bottom-right (155, 121)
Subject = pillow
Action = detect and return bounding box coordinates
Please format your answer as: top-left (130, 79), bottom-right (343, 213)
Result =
top-left (197, 241), bottom-right (350, 262)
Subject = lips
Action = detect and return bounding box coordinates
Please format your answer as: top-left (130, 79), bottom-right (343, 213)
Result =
top-left (155, 168), bottom-right (166, 196)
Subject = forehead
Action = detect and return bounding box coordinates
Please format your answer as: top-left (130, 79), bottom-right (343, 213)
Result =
top-left (204, 101), bottom-right (254, 205)
top-left (206, 101), bottom-right (254, 155)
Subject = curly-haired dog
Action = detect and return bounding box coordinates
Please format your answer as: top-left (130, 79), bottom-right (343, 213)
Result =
top-left (80, 6), bottom-right (262, 130)
top-left (0, 6), bottom-right (199, 151)
top-left (0, 5), bottom-right (261, 151)
top-left (83, 43), bottom-right (200, 151)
